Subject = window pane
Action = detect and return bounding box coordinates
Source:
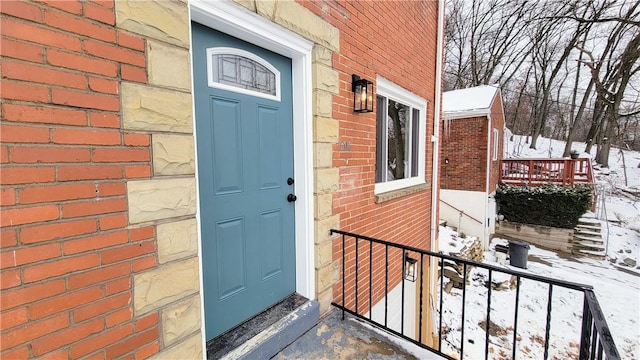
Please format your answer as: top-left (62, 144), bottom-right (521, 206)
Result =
top-left (411, 108), bottom-right (420, 177)
top-left (213, 54), bottom-right (276, 95)
top-left (375, 95), bottom-right (386, 183)
top-left (387, 99), bottom-right (409, 181)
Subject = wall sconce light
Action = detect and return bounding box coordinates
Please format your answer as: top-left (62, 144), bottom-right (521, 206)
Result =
top-left (444, 157), bottom-right (449, 164)
top-left (352, 74), bottom-right (373, 113)
top-left (404, 253), bottom-right (418, 282)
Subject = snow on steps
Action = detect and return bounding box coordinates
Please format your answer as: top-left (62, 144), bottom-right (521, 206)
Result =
top-left (572, 216), bottom-right (606, 260)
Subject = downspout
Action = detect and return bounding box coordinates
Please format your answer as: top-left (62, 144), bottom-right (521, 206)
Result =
top-left (428, 0), bottom-right (446, 346)
top-left (431, 0), bottom-right (445, 253)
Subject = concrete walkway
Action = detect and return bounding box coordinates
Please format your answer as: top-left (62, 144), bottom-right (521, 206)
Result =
top-left (273, 310), bottom-right (448, 360)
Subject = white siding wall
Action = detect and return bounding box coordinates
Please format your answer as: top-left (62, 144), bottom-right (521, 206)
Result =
top-left (440, 189), bottom-right (486, 244)
top-left (366, 280), bottom-right (417, 339)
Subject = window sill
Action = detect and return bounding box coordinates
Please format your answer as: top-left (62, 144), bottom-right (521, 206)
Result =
top-left (374, 183), bottom-right (431, 204)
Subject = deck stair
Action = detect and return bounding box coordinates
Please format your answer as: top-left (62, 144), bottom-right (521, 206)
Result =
top-left (572, 215), bottom-right (606, 259)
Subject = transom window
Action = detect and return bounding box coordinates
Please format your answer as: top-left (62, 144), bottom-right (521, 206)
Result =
top-left (375, 77), bottom-right (427, 194)
top-left (206, 47), bottom-right (280, 101)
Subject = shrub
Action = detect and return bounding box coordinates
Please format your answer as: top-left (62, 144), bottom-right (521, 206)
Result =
top-left (495, 184), bottom-right (593, 229)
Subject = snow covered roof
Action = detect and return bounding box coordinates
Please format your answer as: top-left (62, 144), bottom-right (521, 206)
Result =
top-left (442, 85), bottom-right (500, 118)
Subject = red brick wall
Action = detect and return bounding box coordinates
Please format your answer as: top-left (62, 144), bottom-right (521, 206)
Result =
top-left (441, 116), bottom-right (488, 192)
top-left (1, 1), bottom-right (159, 358)
top-left (488, 93), bottom-right (505, 193)
top-left (300, 1), bottom-right (440, 311)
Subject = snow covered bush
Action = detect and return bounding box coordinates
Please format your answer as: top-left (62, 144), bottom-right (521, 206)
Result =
top-left (495, 184), bottom-right (593, 228)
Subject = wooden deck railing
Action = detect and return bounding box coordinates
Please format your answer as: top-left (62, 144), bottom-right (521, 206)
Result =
top-left (500, 158), bottom-right (594, 186)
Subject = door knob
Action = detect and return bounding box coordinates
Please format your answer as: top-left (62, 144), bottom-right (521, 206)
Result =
top-left (287, 177), bottom-right (294, 185)
top-left (287, 194), bottom-right (297, 202)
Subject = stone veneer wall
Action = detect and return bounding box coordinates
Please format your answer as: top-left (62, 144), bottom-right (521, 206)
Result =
top-left (495, 221), bottom-right (573, 252)
top-left (116, 1), bottom-right (202, 358)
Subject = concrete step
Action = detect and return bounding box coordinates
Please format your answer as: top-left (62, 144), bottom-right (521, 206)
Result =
top-left (572, 242), bottom-right (604, 251)
top-left (578, 217), bottom-right (601, 226)
top-left (575, 224), bottom-right (601, 232)
top-left (580, 212), bottom-right (598, 219)
top-left (574, 234), bottom-right (603, 243)
top-left (573, 249), bottom-right (606, 260)
top-left (575, 229), bottom-right (601, 237)
top-left (573, 238), bottom-right (604, 247)
top-left (211, 295), bottom-right (319, 360)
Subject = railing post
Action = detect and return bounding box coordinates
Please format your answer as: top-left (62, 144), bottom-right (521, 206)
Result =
top-left (401, 249), bottom-right (406, 335)
top-left (579, 293), bottom-right (592, 359)
top-left (355, 236), bottom-right (359, 314)
top-left (418, 253), bottom-right (424, 344)
top-left (369, 241), bottom-right (373, 321)
top-left (438, 256), bottom-right (444, 352)
top-left (341, 233), bottom-right (345, 320)
top-left (512, 276), bottom-right (521, 359)
top-left (460, 262), bottom-right (467, 359)
top-left (485, 269), bottom-right (492, 360)
top-left (544, 284), bottom-right (553, 360)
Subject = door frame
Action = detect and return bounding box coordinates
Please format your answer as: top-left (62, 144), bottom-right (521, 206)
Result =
top-left (188, 0), bottom-right (315, 347)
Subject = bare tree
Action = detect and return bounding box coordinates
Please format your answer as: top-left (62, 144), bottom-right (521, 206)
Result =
top-left (444, 0), bottom-right (640, 164)
top-left (576, 1), bottom-right (640, 166)
top-left (444, 0), bottom-right (536, 90)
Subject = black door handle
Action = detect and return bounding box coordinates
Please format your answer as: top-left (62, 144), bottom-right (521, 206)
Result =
top-left (287, 177), bottom-right (294, 185)
top-left (287, 194), bottom-right (297, 202)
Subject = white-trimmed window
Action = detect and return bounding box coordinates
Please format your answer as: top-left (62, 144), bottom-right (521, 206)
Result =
top-left (206, 47), bottom-right (281, 101)
top-left (375, 77), bottom-right (427, 194)
top-left (492, 128), bottom-right (499, 161)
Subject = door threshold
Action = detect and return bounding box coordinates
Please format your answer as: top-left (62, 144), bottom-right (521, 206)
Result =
top-left (207, 293), bottom-right (319, 360)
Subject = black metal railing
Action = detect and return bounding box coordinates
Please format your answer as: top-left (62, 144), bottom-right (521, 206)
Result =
top-left (330, 229), bottom-right (620, 360)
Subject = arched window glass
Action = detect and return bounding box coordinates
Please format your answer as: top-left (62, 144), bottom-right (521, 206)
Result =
top-left (207, 47), bottom-right (280, 101)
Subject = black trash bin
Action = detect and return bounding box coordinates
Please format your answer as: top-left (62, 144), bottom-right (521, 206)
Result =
top-left (508, 240), bottom-right (530, 269)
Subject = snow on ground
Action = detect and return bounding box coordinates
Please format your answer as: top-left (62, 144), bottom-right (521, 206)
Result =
top-left (438, 135), bottom-right (640, 359)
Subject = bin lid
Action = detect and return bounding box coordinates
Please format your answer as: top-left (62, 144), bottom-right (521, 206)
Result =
top-left (508, 240), bottom-right (530, 248)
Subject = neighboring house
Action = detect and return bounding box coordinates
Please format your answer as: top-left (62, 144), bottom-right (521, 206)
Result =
top-left (0, 1), bottom-right (444, 359)
top-left (440, 85), bottom-right (505, 249)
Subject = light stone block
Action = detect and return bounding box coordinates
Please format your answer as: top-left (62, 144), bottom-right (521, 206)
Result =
top-left (150, 331), bottom-right (202, 360)
top-left (314, 116), bottom-right (339, 143)
top-left (162, 295), bottom-right (202, 346)
top-left (152, 134), bottom-right (195, 176)
top-left (122, 83), bottom-right (193, 133)
top-left (314, 90), bottom-right (333, 118)
top-left (157, 219), bottom-right (198, 264)
top-left (270, 1), bottom-right (339, 51)
top-left (312, 45), bottom-right (332, 66)
top-left (315, 261), bottom-right (338, 293)
top-left (134, 257), bottom-right (200, 315)
top-left (314, 193), bottom-right (333, 220)
top-left (314, 214), bottom-right (340, 245)
top-left (317, 287), bottom-right (333, 315)
top-left (128, 178), bottom-right (196, 224)
top-left (232, 0), bottom-right (257, 12)
top-left (315, 167), bottom-right (339, 194)
top-left (315, 238), bottom-right (333, 268)
top-left (255, 0), bottom-right (276, 18)
top-left (312, 64), bottom-right (339, 94)
top-left (116, 0), bottom-right (189, 47)
top-left (314, 143), bottom-right (332, 169)
top-left (148, 41), bottom-right (192, 90)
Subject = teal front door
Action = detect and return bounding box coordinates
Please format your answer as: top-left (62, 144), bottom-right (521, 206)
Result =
top-left (191, 22), bottom-right (296, 341)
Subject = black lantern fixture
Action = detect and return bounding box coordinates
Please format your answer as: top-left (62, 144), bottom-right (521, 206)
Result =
top-left (404, 253), bottom-right (418, 282)
top-left (352, 74), bottom-right (373, 113)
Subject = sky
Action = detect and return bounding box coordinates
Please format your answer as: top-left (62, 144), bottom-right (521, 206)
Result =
top-left (437, 135), bottom-right (640, 359)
